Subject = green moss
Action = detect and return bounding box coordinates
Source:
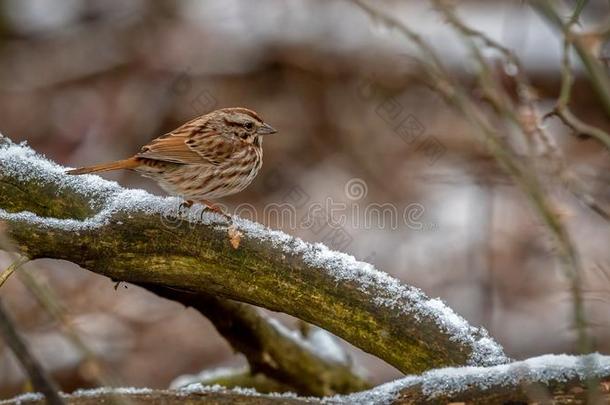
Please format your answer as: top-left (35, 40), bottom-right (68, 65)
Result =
top-left (0, 179), bottom-right (96, 220)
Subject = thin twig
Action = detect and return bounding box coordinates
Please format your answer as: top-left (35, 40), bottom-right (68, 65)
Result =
top-left (533, 0), bottom-right (610, 117)
top-left (350, 0), bottom-right (593, 356)
top-left (0, 299), bottom-right (65, 405)
top-left (0, 257), bottom-right (27, 289)
top-left (544, 108), bottom-right (610, 149)
top-left (434, 0), bottom-right (592, 355)
top-left (537, 0), bottom-right (610, 149)
top-left (569, 0), bottom-right (589, 26)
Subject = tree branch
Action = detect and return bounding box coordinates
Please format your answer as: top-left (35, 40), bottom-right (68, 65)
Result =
top-left (0, 134), bottom-right (508, 374)
top-left (0, 148), bottom-right (368, 396)
top-left (146, 285), bottom-right (369, 396)
top-left (4, 355), bottom-right (610, 404)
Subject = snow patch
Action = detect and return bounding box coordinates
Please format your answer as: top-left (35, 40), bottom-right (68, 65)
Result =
top-left (71, 387), bottom-right (154, 397)
top-left (0, 387), bottom-right (156, 405)
top-left (170, 365), bottom-right (249, 389)
top-left (0, 393), bottom-right (44, 405)
top-left (178, 383), bottom-right (302, 399)
top-left (306, 328), bottom-right (351, 365)
top-left (330, 353), bottom-right (610, 404)
top-left (0, 141), bottom-right (121, 202)
top-left (328, 377), bottom-right (417, 405)
top-left (420, 353), bottom-right (610, 398)
top-left (266, 318), bottom-right (351, 366)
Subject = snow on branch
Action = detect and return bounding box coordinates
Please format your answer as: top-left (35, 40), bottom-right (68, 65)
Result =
top-left (0, 134), bottom-right (507, 373)
top-left (340, 353), bottom-right (610, 404)
top-left (3, 354), bottom-right (610, 404)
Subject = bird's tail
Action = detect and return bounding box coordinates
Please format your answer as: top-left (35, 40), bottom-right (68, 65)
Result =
top-left (66, 158), bottom-right (139, 175)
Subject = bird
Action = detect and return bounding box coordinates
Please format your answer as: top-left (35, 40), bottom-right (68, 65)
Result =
top-left (67, 107), bottom-right (277, 214)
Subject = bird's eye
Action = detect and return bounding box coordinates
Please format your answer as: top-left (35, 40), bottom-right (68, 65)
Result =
top-left (243, 122), bottom-right (254, 130)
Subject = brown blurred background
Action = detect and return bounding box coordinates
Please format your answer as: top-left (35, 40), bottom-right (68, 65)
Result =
top-left (1, 0), bottom-right (610, 398)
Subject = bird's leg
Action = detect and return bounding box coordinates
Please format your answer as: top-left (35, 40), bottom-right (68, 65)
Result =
top-left (180, 200), bottom-right (194, 209)
top-left (197, 200), bottom-right (241, 248)
top-left (178, 199), bottom-right (194, 217)
top-left (200, 199), bottom-right (228, 217)
top-left (199, 199), bottom-right (232, 222)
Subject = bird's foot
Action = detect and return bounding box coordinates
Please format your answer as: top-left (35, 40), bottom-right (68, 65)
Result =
top-left (199, 199), bottom-right (231, 221)
top-left (196, 200), bottom-right (240, 247)
top-left (178, 200), bottom-right (194, 217)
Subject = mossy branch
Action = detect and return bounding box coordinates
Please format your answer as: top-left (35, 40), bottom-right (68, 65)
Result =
top-left (0, 134), bottom-right (508, 376)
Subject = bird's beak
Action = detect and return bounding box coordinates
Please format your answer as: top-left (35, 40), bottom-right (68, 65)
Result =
top-left (257, 123), bottom-right (278, 135)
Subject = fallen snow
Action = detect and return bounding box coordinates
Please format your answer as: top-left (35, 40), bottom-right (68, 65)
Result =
top-left (0, 386), bottom-right (306, 405)
top-left (305, 327), bottom-right (351, 366)
top-left (266, 318), bottom-right (351, 366)
top-left (170, 321), bottom-right (358, 391)
top-left (0, 140), bottom-right (121, 204)
top-left (0, 136), bottom-right (507, 367)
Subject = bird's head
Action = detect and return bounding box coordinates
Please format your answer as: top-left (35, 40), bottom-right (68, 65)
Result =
top-left (212, 107), bottom-right (277, 146)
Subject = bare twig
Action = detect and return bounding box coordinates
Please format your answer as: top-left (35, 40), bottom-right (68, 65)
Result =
top-left (436, 0), bottom-right (595, 356)
top-left (350, 0), bottom-right (593, 356)
top-left (533, 0), bottom-right (610, 117)
top-left (569, 0), bottom-right (589, 27)
top-left (0, 299), bottom-right (65, 405)
top-left (537, 1), bottom-right (610, 149)
top-left (0, 257), bottom-right (27, 289)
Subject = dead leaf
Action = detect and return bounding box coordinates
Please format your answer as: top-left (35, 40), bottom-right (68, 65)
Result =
top-left (228, 225), bottom-right (243, 249)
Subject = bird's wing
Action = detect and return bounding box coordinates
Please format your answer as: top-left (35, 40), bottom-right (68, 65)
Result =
top-left (136, 118), bottom-right (238, 166)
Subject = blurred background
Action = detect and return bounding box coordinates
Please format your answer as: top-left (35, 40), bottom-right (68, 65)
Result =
top-left (1, 0), bottom-right (610, 398)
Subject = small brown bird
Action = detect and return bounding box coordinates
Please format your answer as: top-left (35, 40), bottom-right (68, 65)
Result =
top-left (67, 107), bottom-right (277, 213)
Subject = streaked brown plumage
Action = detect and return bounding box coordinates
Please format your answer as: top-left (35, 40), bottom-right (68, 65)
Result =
top-left (67, 107), bottom-right (277, 212)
